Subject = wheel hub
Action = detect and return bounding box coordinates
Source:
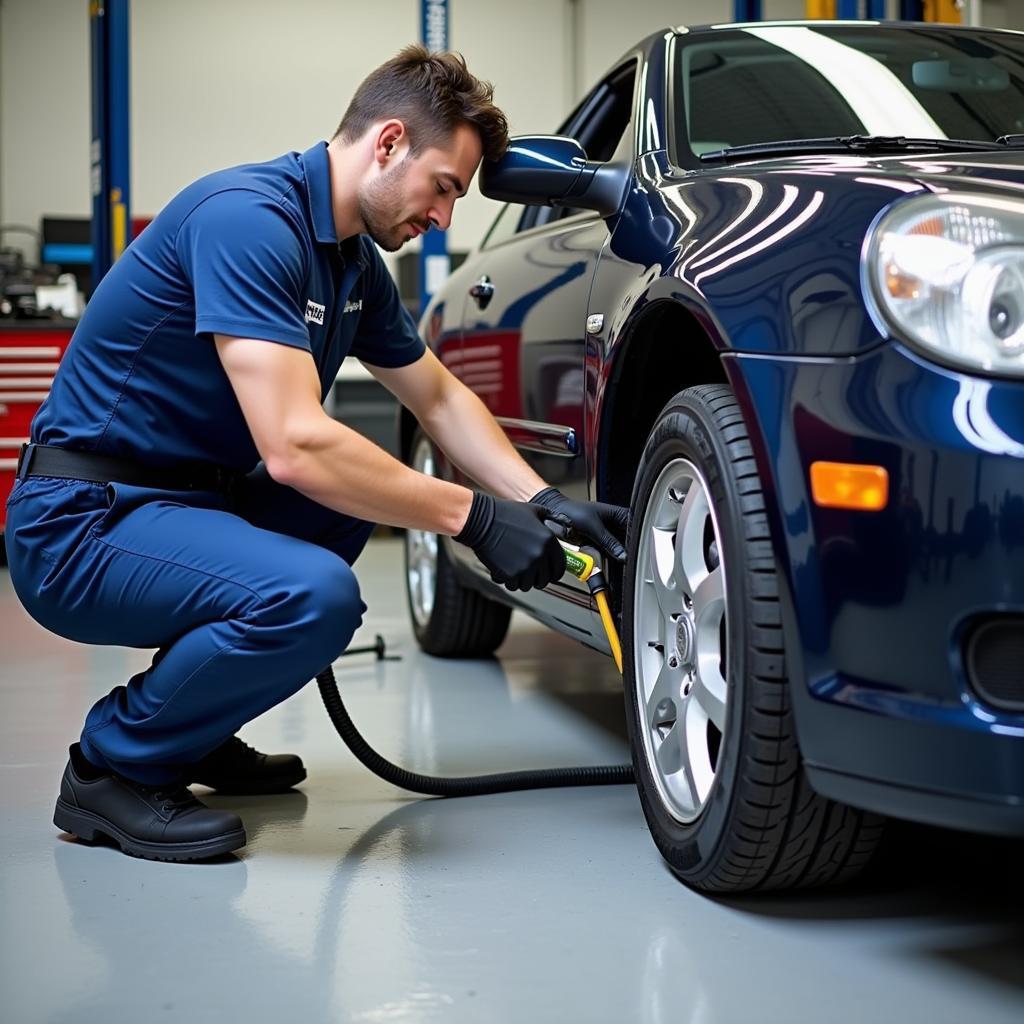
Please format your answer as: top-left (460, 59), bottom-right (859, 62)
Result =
top-left (674, 614), bottom-right (695, 669)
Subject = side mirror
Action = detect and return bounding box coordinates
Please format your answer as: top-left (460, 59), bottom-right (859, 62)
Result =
top-left (480, 135), bottom-right (627, 218)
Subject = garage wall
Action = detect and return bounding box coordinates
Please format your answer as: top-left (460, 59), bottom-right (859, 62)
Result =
top-left (2, 0), bottom-right (1024, 267)
top-left (979, 1), bottom-right (1015, 29)
top-left (0, 0), bottom-right (91, 258)
top-left (2, 0), bottom-right (575, 261)
top-left (574, 2), bottom-right (809, 103)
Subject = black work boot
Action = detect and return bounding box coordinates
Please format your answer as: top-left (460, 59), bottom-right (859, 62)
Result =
top-left (186, 736), bottom-right (306, 794)
top-left (54, 745), bottom-right (246, 862)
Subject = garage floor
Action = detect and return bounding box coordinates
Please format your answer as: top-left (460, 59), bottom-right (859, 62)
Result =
top-left (2, 536), bottom-right (1023, 1023)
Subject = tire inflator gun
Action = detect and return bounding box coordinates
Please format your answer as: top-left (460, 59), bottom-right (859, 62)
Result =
top-left (558, 539), bottom-right (623, 673)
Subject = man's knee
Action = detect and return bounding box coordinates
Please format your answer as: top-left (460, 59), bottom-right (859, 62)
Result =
top-left (292, 555), bottom-right (365, 660)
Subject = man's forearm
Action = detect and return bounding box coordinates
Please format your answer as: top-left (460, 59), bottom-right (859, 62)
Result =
top-left (272, 414), bottom-right (474, 535)
top-left (417, 378), bottom-right (547, 501)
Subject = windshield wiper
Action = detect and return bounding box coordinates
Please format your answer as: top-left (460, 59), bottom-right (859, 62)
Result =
top-left (699, 135), bottom-right (1024, 163)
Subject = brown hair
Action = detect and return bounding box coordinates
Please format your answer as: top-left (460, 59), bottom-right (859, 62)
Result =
top-left (334, 44), bottom-right (509, 162)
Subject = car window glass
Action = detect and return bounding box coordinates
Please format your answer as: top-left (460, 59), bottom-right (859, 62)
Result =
top-left (481, 202), bottom-right (523, 250)
top-left (540, 61), bottom-right (637, 227)
top-left (672, 26), bottom-right (1024, 165)
top-left (575, 65), bottom-right (637, 161)
top-left (485, 60), bottom-right (638, 244)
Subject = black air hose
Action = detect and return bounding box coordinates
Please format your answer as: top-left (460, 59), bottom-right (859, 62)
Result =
top-left (316, 665), bottom-right (634, 797)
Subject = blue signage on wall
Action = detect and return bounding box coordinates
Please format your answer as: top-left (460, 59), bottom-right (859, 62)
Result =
top-left (422, 0), bottom-right (448, 53)
top-left (420, 0), bottom-right (449, 315)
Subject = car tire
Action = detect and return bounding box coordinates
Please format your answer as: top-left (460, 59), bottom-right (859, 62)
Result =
top-left (622, 383), bottom-right (885, 892)
top-left (404, 429), bottom-right (512, 657)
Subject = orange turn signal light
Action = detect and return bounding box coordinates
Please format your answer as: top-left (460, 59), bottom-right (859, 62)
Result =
top-left (810, 462), bottom-right (889, 511)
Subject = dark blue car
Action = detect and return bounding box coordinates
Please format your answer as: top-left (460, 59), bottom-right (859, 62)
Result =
top-left (401, 20), bottom-right (1024, 892)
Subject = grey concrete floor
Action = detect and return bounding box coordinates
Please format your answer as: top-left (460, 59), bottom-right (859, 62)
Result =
top-left (2, 536), bottom-right (1023, 1023)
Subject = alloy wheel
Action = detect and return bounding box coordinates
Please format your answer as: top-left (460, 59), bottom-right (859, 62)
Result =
top-left (632, 457), bottom-right (729, 824)
top-left (406, 435), bottom-right (439, 628)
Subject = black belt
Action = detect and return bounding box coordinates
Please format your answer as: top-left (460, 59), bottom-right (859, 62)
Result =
top-left (16, 444), bottom-right (243, 495)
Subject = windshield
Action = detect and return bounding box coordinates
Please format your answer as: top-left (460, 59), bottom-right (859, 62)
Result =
top-left (672, 25), bottom-right (1024, 164)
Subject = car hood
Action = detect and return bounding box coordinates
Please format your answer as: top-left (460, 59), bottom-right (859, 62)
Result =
top-left (631, 150), bottom-right (1024, 358)
top-left (717, 150), bottom-right (1024, 194)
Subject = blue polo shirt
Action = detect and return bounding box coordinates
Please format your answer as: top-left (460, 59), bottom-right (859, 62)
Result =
top-left (32, 141), bottom-right (424, 471)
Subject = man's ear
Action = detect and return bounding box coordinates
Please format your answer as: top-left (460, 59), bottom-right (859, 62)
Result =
top-left (373, 119), bottom-right (407, 167)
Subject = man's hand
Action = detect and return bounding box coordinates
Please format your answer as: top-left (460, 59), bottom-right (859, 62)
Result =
top-left (530, 487), bottom-right (630, 562)
top-left (455, 492), bottom-right (569, 592)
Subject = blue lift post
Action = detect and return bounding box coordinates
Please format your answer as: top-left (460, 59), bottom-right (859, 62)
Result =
top-left (420, 0), bottom-right (449, 316)
top-left (89, 0), bottom-right (130, 290)
top-left (733, 1), bottom-right (762, 19)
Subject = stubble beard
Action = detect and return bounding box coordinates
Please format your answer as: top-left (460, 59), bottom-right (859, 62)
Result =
top-left (358, 159), bottom-right (412, 253)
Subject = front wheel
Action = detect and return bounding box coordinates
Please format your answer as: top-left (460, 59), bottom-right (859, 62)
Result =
top-left (623, 384), bottom-right (884, 892)
top-left (404, 429), bottom-right (511, 657)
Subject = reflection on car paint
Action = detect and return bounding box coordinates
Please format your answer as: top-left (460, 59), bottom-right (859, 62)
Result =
top-left (414, 22), bottom-right (1024, 838)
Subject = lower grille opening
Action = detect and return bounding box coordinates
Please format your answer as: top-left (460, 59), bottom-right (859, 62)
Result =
top-left (965, 616), bottom-right (1024, 713)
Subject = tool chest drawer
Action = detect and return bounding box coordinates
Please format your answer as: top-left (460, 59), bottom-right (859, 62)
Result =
top-left (0, 324), bottom-right (75, 535)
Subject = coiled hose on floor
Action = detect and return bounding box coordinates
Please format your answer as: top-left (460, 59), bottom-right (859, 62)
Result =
top-left (316, 664), bottom-right (634, 797)
top-left (315, 545), bottom-right (634, 797)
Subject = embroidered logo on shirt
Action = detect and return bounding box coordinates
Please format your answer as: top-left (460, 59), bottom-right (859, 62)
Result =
top-left (344, 299), bottom-right (363, 314)
top-left (305, 299), bottom-right (326, 325)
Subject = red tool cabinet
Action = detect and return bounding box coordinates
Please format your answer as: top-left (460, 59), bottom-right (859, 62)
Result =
top-left (1, 322), bottom-right (75, 543)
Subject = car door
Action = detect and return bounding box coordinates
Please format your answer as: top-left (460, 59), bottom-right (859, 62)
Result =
top-left (450, 60), bottom-right (639, 630)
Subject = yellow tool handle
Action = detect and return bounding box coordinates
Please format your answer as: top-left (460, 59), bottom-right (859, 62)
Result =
top-left (558, 540), bottom-right (595, 581)
top-left (596, 590), bottom-right (623, 674)
top-left (559, 540), bottom-right (622, 674)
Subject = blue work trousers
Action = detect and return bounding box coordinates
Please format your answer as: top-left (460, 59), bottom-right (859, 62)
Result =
top-left (5, 468), bottom-right (374, 783)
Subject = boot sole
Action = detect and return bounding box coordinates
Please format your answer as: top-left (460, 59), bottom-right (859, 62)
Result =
top-left (54, 798), bottom-right (246, 862)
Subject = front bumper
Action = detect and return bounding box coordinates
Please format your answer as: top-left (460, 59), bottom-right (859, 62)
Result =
top-left (729, 341), bottom-right (1024, 834)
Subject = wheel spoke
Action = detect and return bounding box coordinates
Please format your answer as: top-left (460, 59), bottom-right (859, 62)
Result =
top-left (645, 662), bottom-right (680, 729)
top-left (647, 526), bottom-right (681, 620)
top-left (692, 565), bottom-right (724, 629)
top-left (691, 667), bottom-right (727, 733)
top-left (681, 758), bottom-right (702, 813)
top-left (419, 563), bottom-right (435, 617)
top-left (676, 482), bottom-right (710, 598)
top-left (661, 715), bottom-right (702, 813)
top-left (684, 697), bottom-right (716, 804)
top-left (655, 722), bottom-right (685, 778)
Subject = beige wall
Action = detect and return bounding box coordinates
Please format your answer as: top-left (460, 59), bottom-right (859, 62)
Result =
top-left (0, 0), bottom-right (91, 253)
top-left (2, 0), bottom-right (1023, 266)
top-left (2, 0), bottom-right (577, 260)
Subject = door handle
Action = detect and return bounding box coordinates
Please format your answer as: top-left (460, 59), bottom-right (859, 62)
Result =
top-left (469, 274), bottom-right (495, 309)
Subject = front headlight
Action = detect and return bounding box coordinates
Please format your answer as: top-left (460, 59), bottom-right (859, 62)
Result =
top-left (865, 192), bottom-right (1024, 376)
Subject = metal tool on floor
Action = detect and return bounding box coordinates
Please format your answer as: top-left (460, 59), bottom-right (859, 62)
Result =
top-left (336, 633), bottom-right (401, 662)
top-left (315, 534), bottom-right (634, 796)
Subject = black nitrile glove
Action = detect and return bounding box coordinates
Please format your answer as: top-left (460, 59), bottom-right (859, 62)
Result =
top-left (455, 491), bottom-right (569, 592)
top-left (530, 487), bottom-right (630, 562)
